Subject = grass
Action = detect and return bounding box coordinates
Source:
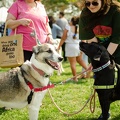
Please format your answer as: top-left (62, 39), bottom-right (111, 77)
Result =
top-left (0, 61), bottom-right (120, 120)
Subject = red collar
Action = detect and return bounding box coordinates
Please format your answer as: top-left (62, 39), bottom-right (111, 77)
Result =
top-left (31, 64), bottom-right (49, 77)
top-left (27, 82), bottom-right (54, 92)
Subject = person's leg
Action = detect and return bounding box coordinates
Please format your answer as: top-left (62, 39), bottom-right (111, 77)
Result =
top-left (76, 54), bottom-right (89, 78)
top-left (57, 36), bottom-right (67, 61)
top-left (23, 50), bottom-right (33, 62)
top-left (82, 53), bottom-right (88, 69)
top-left (82, 53), bottom-right (89, 78)
top-left (77, 53), bottom-right (92, 78)
top-left (76, 54), bottom-right (88, 70)
top-left (68, 57), bottom-right (77, 81)
top-left (62, 43), bottom-right (67, 61)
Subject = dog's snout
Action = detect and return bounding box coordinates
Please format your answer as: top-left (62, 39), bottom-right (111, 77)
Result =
top-left (58, 57), bottom-right (63, 61)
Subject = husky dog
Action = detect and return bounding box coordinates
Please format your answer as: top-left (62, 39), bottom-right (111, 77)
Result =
top-left (0, 43), bottom-right (63, 120)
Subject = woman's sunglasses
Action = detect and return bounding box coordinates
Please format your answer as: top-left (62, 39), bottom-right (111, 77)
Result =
top-left (85, 1), bottom-right (99, 7)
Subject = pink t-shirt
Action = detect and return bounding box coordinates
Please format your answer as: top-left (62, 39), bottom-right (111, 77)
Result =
top-left (8, 0), bottom-right (48, 51)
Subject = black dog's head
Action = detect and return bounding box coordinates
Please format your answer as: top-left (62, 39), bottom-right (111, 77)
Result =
top-left (79, 42), bottom-right (110, 65)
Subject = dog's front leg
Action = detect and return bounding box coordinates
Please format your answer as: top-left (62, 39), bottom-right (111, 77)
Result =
top-left (28, 91), bottom-right (47, 120)
top-left (97, 90), bottom-right (111, 120)
top-left (28, 105), bottom-right (40, 120)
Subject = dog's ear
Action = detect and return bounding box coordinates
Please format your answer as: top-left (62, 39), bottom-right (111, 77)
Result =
top-left (32, 45), bottom-right (42, 54)
top-left (93, 50), bottom-right (102, 61)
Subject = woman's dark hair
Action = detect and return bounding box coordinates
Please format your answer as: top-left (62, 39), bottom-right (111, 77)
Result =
top-left (71, 16), bottom-right (79, 39)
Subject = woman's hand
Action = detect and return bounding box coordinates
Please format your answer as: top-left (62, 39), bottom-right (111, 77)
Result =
top-left (19, 18), bottom-right (31, 26)
top-left (87, 63), bottom-right (93, 71)
top-left (57, 46), bottom-right (60, 52)
top-left (46, 34), bottom-right (54, 44)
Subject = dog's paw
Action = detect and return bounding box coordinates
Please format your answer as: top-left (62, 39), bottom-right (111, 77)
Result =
top-left (3, 107), bottom-right (12, 110)
top-left (98, 113), bottom-right (110, 120)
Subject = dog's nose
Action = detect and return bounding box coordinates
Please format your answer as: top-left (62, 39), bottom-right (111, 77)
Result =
top-left (58, 57), bottom-right (63, 61)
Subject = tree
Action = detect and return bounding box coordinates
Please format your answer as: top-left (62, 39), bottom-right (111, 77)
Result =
top-left (42, 0), bottom-right (81, 17)
top-left (0, 0), bottom-right (14, 8)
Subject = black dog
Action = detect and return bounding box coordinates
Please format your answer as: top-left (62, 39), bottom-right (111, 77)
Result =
top-left (79, 42), bottom-right (120, 120)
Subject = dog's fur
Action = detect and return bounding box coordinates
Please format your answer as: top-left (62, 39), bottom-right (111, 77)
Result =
top-left (0, 43), bottom-right (63, 120)
top-left (80, 42), bottom-right (120, 120)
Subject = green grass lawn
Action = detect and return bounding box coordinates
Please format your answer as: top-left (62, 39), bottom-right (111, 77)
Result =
top-left (0, 61), bottom-right (120, 120)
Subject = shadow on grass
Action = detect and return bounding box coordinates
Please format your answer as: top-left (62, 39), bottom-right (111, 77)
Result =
top-left (52, 78), bottom-right (88, 85)
top-left (112, 114), bottom-right (120, 120)
top-left (67, 112), bottom-right (120, 120)
top-left (62, 72), bottom-right (73, 76)
top-left (67, 118), bottom-right (96, 120)
top-left (0, 107), bottom-right (7, 115)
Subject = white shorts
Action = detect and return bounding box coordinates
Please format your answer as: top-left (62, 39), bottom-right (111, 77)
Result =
top-left (65, 43), bottom-right (80, 57)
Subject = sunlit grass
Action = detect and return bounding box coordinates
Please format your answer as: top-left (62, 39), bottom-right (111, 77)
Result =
top-left (0, 61), bottom-right (120, 120)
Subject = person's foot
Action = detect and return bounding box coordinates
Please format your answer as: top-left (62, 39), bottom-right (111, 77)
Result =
top-left (72, 78), bottom-right (78, 82)
top-left (3, 107), bottom-right (12, 110)
top-left (86, 71), bottom-right (93, 78)
top-left (77, 74), bottom-right (86, 79)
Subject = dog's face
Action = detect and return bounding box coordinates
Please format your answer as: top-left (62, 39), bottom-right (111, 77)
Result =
top-left (79, 42), bottom-right (110, 63)
top-left (32, 43), bottom-right (63, 70)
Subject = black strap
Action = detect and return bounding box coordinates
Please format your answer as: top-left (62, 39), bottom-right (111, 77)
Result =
top-left (20, 67), bottom-right (34, 104)
top-left (27, 91), bottom-right (34, 104)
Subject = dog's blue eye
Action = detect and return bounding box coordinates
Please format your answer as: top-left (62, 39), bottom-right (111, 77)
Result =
top-left (47, 49), bottom-right (52, 53)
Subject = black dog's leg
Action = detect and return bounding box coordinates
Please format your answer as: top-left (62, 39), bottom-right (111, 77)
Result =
top-left (97, 90), bottom-right (111, 120)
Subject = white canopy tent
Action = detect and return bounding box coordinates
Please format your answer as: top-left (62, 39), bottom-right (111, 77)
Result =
top-left (0, 7), bottom-right (8, 23)
top-left (0, 0), bottom-right (14, 8)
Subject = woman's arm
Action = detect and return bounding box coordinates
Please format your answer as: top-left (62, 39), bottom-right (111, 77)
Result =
top-left (107, 42), bottom-right (118, 55)
top-left (46, 23), bottom-right (54, 44)
top-left (81, 37), bottom-right (98, 43)
top-left (6, 13), bottom-right (31, 29)
top-left (57, 29), bottom-right (68, 51)
top-left (82, 37), bottom-right (118, 55)
top-left (56, 24), bottom-right (62, 31)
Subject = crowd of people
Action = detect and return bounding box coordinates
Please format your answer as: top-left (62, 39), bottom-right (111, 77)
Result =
top-left (1, 0), bottom-right (119, 82)
top-left (56, 12), bottom-right (68, 62)
top-left (57, 16), bottom-right (89, 81)
top-left (48, 12), bottom-right (90, 80)
top-left (3, 0), bottom-right (90, 82)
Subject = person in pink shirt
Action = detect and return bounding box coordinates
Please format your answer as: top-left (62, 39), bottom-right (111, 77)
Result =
top-left (6, 0), bottom-right (53, 61)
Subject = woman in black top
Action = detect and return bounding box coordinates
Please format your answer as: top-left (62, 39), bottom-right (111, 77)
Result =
top-left (79, 0), bottom-right (120, 64)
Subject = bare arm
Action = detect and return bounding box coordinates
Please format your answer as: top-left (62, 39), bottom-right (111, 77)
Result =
top-left (82, 36), bottom-right (118, 55)
top-left (46, 23), bottom-right (52, 35)
top-left (57, 29), bottom-right (68, 50)
top-left (46, 23), bottom-right (53, 44)
top-left (6, 13), bottom-right (31, 29)
top-left (107, 42), bottom-right (118, 55)
top-left (81, 37), bottom-right (98, 43)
